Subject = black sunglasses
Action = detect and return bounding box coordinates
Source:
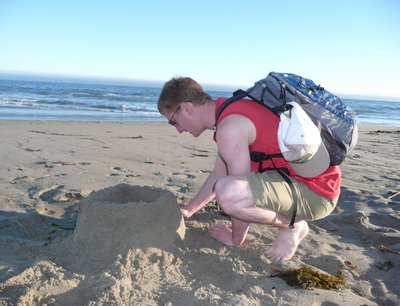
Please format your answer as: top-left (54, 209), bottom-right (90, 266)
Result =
top-left (168, 105), bottom-right (181, 126)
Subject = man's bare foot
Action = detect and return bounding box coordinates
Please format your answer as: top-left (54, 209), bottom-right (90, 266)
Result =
top-left (265, 220), bottom-right (309, 261)
top-left (208, 223), bottom-right (235, 246)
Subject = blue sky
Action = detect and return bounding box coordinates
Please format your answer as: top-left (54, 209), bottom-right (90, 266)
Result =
top-left (0, 0), bottom-right (399, 98)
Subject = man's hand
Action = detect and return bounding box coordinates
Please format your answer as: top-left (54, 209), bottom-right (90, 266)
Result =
top-left (180, 205), bottom-right (194, 219)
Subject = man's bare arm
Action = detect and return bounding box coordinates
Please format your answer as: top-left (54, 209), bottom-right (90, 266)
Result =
top-left (212, 114), bottom-right (256, 245)
top-left (180, 153), bottom-right (227, 218)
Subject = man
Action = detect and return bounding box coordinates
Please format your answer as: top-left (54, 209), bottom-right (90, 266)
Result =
top-left (157, 77), bottom-right (341, 261)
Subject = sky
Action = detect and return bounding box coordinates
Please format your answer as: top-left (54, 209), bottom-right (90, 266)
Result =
top-left (0, 0), bottom-right (399, 98)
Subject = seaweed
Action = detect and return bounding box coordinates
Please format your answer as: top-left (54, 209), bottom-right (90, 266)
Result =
top-left (272, 266), bottom-right (347, 290)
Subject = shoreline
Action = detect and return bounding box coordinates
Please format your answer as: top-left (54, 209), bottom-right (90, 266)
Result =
top-left (2, 118), bottom-right (399, 125)
top-left (1, 118), bottom-right (399, 127)
top-left (0, 121), bottom-right (399, 305)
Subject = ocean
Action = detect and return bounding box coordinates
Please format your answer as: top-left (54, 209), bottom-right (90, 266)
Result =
top-left (0, 79), bottom-right (399, 126)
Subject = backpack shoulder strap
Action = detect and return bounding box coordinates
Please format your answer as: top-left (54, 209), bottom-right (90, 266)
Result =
top-left (214, 89), bottom-right (249, 131)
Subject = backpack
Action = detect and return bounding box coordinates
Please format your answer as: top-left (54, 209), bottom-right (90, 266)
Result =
top-left (215, 72), bottom-right (359, 228)
top-left (215, 72), bottom-right (359, 166)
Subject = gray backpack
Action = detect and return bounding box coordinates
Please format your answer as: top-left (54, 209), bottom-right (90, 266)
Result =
top-left (216, 72), bottom-right (359, 166)
top-left (215, 72), bottom-right (358, 227)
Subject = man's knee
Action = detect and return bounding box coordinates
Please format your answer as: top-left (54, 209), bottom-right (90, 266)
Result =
top-left (214, 177), bottom-right (232, 209)
top-left (214, 177), bottom-right (243, 214)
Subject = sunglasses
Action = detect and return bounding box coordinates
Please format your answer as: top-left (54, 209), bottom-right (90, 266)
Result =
top-left (168, 105), bottom-right (181, 126)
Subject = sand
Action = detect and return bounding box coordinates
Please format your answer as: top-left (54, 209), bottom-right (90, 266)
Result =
top-left (0, 121), bottom-right (399, 305)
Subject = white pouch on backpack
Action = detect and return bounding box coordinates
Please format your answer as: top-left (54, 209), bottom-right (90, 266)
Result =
top-left (277, 101), bottom-right (330, 178)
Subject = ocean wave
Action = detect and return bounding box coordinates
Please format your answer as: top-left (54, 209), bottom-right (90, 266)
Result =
top-left (0, 97), bottom-right (38, 107)
top-left (0, 96), bottom-right (159, 115)
top-left (1, 79), bottom-right (399, 124)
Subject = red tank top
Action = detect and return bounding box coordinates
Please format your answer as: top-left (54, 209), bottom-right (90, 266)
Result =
top-left (214, 98), bottom-right (341, 199)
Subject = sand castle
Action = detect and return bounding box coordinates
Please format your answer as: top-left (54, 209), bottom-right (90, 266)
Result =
top-left (54, 184), bottom-right (186, 271)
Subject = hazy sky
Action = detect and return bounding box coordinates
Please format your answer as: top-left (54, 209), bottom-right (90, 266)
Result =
top-left (1, 0), bottom-right (399, 98)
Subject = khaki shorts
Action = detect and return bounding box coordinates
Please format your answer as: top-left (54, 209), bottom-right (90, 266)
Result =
top-left (247, 171), bottom-right (338, 221)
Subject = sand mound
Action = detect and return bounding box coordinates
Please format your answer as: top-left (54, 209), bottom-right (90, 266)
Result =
top-left (53, 184), bottom-right (185, 272)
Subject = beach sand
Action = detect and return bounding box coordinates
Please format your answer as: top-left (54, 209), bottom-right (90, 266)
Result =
top-left (0, 121), bottom-right (399, 305)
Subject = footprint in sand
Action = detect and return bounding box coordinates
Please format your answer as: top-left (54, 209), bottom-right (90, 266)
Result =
top-left (171, 172), bottom-right (196, 179)
top-left (167, 173), bottom-right (195, 193)
top-left (108, 167), bottom-right (141, 178)
top-left (32, 185), bottom-right (90, 204)
top-left (359, 212), bottom-right (400, 233)
top-left (356, 211), bottom-right (400, 244)
top-left (166, 181), bottom-right (189, 193)
top-left (109, 166), bottom-right (122, 176)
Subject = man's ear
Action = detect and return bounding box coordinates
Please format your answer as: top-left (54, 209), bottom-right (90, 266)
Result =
top-left (180, 102), bottom-right (195, 114)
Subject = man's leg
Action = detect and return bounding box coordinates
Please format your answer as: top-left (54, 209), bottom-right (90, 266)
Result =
top-left (212, 175), bottom-right (309, 261)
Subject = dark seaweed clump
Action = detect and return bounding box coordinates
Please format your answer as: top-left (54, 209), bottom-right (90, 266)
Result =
top-left (273, 266), bottom-right (347, 290)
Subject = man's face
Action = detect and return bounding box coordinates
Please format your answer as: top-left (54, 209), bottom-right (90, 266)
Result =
top-left (165, 103), bottom-right (204, 137)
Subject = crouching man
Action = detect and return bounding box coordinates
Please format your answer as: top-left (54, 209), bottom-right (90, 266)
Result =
top-left (157, 77), bottom-right (340, 261)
